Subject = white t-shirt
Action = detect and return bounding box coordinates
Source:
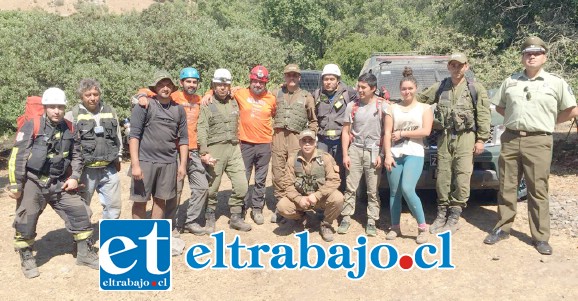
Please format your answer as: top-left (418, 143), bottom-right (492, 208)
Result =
top-left (386, 102), bottom-right (429, 158)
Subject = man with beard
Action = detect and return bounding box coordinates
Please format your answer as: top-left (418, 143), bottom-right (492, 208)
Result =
top-left (202, 66), bottom-right (277, 225)
top-left (129, 70), bottom-right (188, 220)
top-left (135, 67), bottom-right (209, 235)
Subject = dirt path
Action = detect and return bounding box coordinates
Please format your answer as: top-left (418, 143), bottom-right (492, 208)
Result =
top-left (0, 159), bottom-right (576, 300)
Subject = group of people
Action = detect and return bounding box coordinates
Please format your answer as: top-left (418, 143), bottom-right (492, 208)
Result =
top-left (7, 35), bottom-right (578, 278)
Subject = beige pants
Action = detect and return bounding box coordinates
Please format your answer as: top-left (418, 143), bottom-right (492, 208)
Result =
top-left (277, 190), bottom-right (344, 224)
top-left (342, 145), bottom-right (381, 221)
top-left (271, 128), bottom-right (301, 199)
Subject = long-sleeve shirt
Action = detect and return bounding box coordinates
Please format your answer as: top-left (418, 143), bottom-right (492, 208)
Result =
top-left (272, 86), bottom-right (318, 133)
top-left (418, 78), bottom-right (491, 141)
top-left (284, 150), bottom-right (341, 202)
top-left (197, 95), bottom-right (238, 155)
top-left (8, 117), bottom-right (83, 192)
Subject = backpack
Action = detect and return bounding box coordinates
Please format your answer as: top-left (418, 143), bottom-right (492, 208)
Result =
top-left (16, 96), bottom-right (73, 138)
top-left (434, 77), bottom-right (479, 130)
top-left (16, 96), bottom-right (44, 135)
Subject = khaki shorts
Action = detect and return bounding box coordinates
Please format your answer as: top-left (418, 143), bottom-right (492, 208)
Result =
top-left (130, 161), bottom-right (177, 202)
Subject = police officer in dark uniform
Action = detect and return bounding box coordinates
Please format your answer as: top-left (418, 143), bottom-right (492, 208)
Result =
top-left (7, 88), bottom-right (99, 279)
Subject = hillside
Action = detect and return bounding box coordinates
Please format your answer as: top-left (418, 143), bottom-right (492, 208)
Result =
top-left (0, 0), bottom-right (154, 15)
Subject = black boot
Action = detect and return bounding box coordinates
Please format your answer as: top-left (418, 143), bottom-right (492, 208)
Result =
top-left (18, 247), bottom-right (39, 279)
top-left (76, 239), bottom-right (99, 269)
top-left (429, 205), bottom-right (448, 234)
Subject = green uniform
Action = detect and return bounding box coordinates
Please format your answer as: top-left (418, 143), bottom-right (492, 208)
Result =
top-left (197, 95), bottom-right (248, 214)
top-left (492, 69), bottom-right (576, 242)
top-left (419, 78), bottom-right (491, 206)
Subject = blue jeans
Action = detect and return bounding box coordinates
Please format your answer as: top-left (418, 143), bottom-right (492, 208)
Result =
top-left (80, 163), bottom-right (121, 219)
top-left (318, 136), bottom-right (345, 191)
top-left (386, 155), bottom-right (425, 225)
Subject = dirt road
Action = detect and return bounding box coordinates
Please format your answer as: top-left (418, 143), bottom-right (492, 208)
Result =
top-left (0, 159), bottom-right (576, 301)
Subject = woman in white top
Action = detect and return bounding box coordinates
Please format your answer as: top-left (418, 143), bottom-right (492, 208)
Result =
top-left (383, 67), bottom-right (433, 244)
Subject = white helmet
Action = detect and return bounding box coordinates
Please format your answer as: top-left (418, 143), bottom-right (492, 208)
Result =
top-left (321, 63), bottom-right (341, 78)
top-left (212, 68), bottom-right (232, 84)
top-left (41, 87), bottom-right (67, 105)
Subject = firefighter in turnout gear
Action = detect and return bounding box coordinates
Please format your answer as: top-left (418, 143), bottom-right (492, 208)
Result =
top-left (7, 87), bottom-right (99, 279)
top-left (276, 129), bottom-right (344, 242)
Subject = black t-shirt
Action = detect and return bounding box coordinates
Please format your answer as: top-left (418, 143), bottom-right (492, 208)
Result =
top-left (129, 98), bottom-right (188, 163)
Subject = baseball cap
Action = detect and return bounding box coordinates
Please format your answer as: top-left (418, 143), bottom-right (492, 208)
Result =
top-left (299, 129), bottom-right (316, 140)
top-left (448, 53), bottom-right (468, 64)
top-left (284, 64), bottom-right (301, 74)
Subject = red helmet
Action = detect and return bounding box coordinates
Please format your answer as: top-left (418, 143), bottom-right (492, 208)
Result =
top-left (249, 65), bottom-right (269, 83)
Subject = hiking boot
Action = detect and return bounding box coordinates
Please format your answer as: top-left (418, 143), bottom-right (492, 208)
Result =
top-left (429, 205), bottom-right (448, 234)
top-left (320, 222), bottom-right (335, 242)
top-left (251, 208), bottom-right (264, 225)
top-left (270, 209), bottom-right (285, 224)
top-left (336, 216), bottom-right (351, 234)
top-left (365, 220), bottom-right (377, 237)
top-left (229, 213), bottom-right (252, 232)
top-left (385, 227), bottom-right (402, 240)
top-left (76, 239), bottom-right (99, 270)
top-left (416, 227), bottom-right (428, 244)
top-left (441, 206), bottom-right (462, 233)
top-left (18, 247), bottom-right (39, 279)
top-left (205, 211), bottom-right (216, 234)
top-left (184, 222), bottom-right (205, 236)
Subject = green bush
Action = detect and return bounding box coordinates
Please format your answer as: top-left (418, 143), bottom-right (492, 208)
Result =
top-left (0, 0), bottom-right (576, 137)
